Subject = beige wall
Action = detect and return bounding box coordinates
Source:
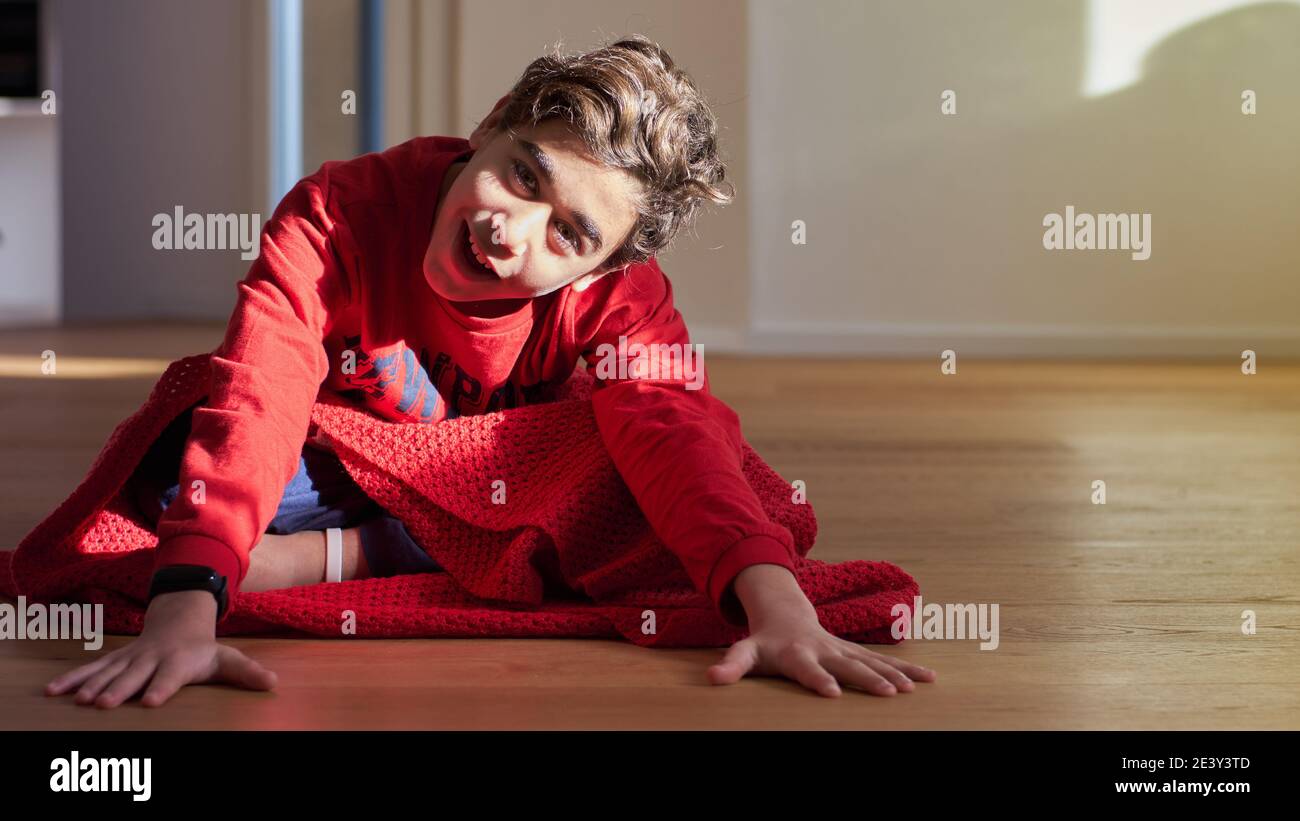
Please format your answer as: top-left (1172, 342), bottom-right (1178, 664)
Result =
top-left (48, 0), bottom-right (1299, 355)
top-left (303, 0), bottom-right (363, 173)
top-left (57, 0), bottom-right (268, 322)
top-left (427, 0), bottom-right (1300, 356)
top-left (381, 0), bottom-right (459, 142)
top-left (747, 0), bottom-right (1300, 356)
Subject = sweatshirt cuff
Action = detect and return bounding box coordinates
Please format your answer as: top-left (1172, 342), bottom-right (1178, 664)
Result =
top-left (153, 534), bottom-right (245, 618)
top-left (707, 534), bottom-right (797, 629)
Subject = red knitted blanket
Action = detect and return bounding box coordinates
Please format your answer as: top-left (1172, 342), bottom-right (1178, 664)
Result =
top-left (0, 353), bottom-right (918, 647)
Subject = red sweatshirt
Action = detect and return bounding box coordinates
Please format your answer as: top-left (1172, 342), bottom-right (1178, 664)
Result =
top-left (152, 135), bottom-right (796, 627)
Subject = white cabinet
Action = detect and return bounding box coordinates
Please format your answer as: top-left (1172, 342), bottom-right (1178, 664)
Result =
top-left (0, 100), bottom-right (59, 326)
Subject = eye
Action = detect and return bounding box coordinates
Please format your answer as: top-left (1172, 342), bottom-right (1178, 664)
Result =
top-left (511, 159), bottom-right (537, 194)
top-left (555, 222), bottom-right (578, 251)
top-left (512, 159), bottom-right (580, 253)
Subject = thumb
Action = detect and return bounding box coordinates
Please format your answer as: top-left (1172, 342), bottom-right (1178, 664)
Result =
top-left (707, 638), bottom-right (759, 686)
top-left (215, 646), bottom-right (278, 691)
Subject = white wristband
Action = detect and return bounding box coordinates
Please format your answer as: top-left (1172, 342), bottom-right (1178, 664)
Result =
top-left (325, 527), bottom-right (343, 583)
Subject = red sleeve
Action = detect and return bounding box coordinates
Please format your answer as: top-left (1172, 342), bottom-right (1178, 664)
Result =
top-left (151, 172), bottom-right (350, 620)
top-left (580, 264), bottom-right (797, 629)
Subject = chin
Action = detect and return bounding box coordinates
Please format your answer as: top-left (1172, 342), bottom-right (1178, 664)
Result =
top-left (423, 259), bottom-right (492, 303)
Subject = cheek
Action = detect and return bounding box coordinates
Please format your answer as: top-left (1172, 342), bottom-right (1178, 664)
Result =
top-left (468, 167), bottom-right (510, 202)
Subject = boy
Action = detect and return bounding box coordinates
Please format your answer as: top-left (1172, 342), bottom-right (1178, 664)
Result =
top-left (46, 35), bottom-right (934, 708)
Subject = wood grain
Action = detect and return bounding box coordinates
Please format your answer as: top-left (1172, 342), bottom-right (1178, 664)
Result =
top-left (2, 322), bottom-right (1296, 729)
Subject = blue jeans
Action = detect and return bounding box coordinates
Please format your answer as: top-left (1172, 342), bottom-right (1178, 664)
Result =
top-left (131, 406), bottom-right (441, 578)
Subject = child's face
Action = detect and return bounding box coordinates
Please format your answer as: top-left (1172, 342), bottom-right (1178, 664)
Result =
top-left (423, 103), bottom-right (642, 303)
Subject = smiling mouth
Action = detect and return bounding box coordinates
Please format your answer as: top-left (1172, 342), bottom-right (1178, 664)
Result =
top-left (458, 220), bottom-right (499, 280)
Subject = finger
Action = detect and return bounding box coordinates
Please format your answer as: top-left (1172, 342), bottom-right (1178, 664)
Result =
top-left (141, 659), bottom-right (190, 708)
top-left (842, 642), bottom-right (936, 682)
top-left (823, 655), bottom-right (897, 696)
top-left (781, 647), bottom-right (842, 698)
top-left (860, 656), bottom-right (915, 692)
top-left (871, 652), bottom-right (937, 683)
top-left (214, 646), bottom-right (278, 691)
top-left (95, 657), bottom-right (160, 709)
top-left (75, 657), bottom-right (131, 705)
top-left (707, 638), bottom-right (759, 685)
top-left (47, 651), bottom-right (120, 696)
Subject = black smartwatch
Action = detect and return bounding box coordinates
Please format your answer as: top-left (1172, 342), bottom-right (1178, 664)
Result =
top-left (148, 564), bottom-right (229, 620)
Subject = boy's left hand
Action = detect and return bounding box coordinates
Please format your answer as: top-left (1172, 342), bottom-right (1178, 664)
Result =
top-left (706, 563), bottom-right (936, 698)
top-left (707, 614), bottom-right (936, 697)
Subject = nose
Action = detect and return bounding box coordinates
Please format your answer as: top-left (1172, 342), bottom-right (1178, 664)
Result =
top-left (491, 204), bottom-right (548, 257)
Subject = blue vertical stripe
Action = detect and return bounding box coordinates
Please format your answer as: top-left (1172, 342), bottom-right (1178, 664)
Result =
top-left (269, 0), bottom-right (303, 207)
top-left (360, 0), bottom-right (385, 153)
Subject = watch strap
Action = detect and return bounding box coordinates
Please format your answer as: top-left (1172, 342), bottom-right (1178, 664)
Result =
top-left (148, 564), bottom-right (229, 620)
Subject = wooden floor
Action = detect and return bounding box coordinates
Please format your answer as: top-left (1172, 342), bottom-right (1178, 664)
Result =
top-left (2, 321), bottom-right (1297, 729)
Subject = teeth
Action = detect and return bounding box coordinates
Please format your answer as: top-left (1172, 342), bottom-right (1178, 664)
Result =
top-left (467, 228), bottom-right (495, 273)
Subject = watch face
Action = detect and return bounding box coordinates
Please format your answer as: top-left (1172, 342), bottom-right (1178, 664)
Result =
top-left (158, 565), bottom-right (219, 585)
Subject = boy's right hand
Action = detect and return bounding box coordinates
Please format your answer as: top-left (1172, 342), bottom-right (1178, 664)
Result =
top-left (45, 589), bottom-right (277, 709)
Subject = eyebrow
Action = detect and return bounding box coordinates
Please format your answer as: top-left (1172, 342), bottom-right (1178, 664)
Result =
top-left (519, 138), bottom-right (604, 254)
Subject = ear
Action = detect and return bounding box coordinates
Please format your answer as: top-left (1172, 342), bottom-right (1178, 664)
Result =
top-left (469, 94), bottom-right (512, 150)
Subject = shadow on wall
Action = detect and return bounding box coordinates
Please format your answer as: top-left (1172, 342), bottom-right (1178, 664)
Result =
top-left (905, 1), bottom-right (1300, 326)
top-left (759, 0), bottom-right (1300, 342)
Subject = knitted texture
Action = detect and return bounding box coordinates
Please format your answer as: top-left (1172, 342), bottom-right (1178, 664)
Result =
top-left (0, 354), bottom-right (919, 647)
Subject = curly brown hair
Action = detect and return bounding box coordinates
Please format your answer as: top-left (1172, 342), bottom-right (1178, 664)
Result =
top-left (493, 34), bottom-right (735, 271)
